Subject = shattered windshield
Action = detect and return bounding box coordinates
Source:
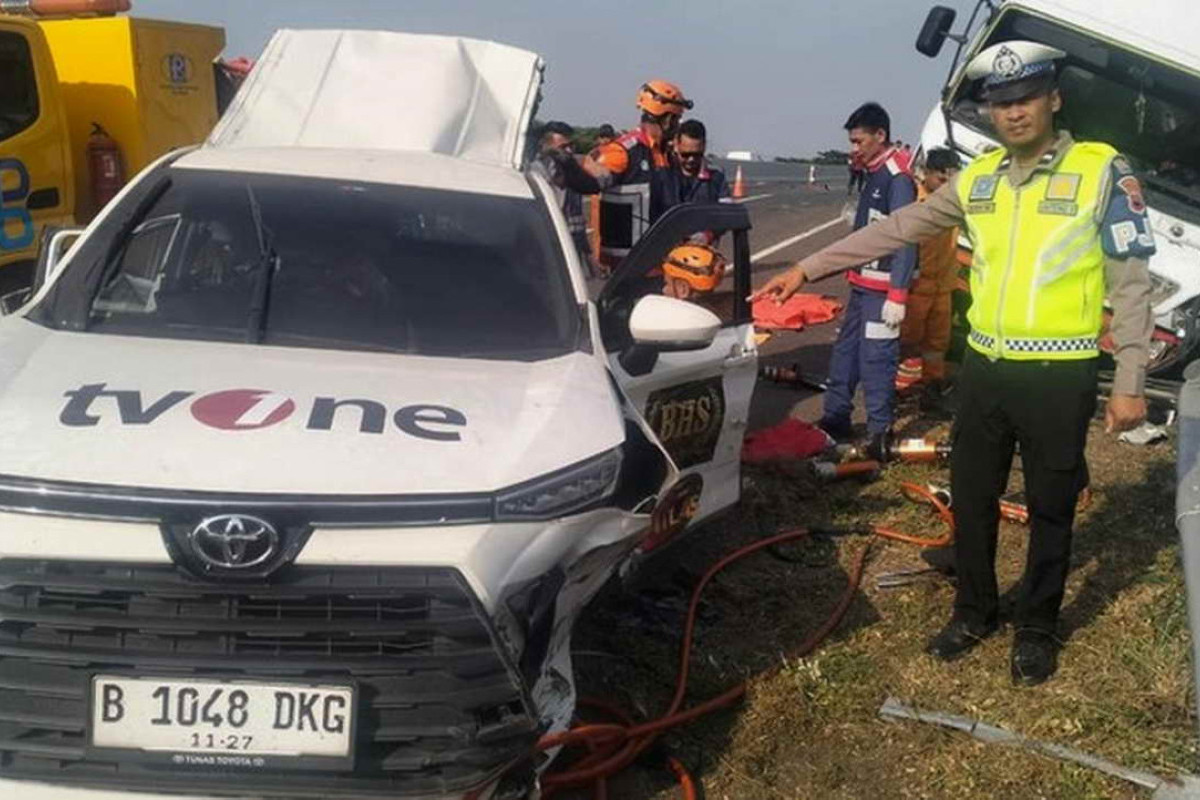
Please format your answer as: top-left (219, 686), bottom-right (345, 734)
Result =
top-left (949, 11), bottom-right (1200, 224)
top-left (70, 168), bottom-right (580, 360)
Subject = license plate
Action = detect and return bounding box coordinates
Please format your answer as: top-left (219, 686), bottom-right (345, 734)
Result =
top-left (90, 676), bottom-right (355, 764)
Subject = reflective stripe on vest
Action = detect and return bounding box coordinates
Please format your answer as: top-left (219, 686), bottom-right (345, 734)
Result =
top-left (599, 132), bottom-right (667, 261)
top-left (958, 140), bottom-right (1116, 361)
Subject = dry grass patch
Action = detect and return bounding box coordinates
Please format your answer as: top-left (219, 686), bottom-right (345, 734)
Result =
top-left (569, 419), bottom-right (1191, 798)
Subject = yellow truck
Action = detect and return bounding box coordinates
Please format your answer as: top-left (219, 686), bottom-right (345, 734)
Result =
top-left (0, 0), bottom-right (224, 290)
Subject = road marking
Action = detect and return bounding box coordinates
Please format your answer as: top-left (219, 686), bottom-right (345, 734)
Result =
top-left (751, 217), bottom-right (844, 263)
top-left (733, 193), bottom-right (774, 204)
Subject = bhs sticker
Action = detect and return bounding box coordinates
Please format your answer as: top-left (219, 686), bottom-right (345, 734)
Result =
top-left (644, 376), bottom-right (725, 469)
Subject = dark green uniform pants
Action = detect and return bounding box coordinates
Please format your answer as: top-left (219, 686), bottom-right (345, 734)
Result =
top-left (950, 349), bottom-right (1098, 632)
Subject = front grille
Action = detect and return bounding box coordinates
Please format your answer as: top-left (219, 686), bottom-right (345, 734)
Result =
top-left (0, 561), bottom-right (539, 797)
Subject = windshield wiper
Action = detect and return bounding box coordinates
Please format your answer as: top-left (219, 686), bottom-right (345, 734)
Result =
top-left (244, 184), bottom-right (278, 344)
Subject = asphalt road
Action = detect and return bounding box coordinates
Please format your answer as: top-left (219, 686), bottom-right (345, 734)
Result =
top-left (732, 178), bottom-right (858, 432)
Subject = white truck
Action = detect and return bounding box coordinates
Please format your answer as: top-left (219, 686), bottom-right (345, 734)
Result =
top-left (0, 30), bottom-right (757, 799)
top-left (914, 0), bottom-right (1200, 379)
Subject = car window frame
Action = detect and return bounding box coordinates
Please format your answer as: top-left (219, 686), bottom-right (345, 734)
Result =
top-left (0, 29), bottom-right (40, 145)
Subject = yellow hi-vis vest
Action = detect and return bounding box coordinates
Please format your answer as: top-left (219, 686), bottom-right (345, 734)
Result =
top-left (958, 140), bottom-right (1116, 361)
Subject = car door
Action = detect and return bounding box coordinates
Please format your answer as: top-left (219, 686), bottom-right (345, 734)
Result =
top-left (601, 202), bottom-right (757, 527)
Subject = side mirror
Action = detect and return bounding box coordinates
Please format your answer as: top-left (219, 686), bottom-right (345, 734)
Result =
top-left (34, 227), bottom-right (84, 292)
top-left (916, 6), bottom-right (958, 58)
top-left (629, 294), bottom-right (720, 350)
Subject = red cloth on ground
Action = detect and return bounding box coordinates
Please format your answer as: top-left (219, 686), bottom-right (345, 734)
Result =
top-left (752, 293), bottom-right (842, 331)
top-left (741, 418), bottom-right (834, 463)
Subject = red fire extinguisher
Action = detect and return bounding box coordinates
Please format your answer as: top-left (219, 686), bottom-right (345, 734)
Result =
top-left (86, 122), bottom-right (125, 217)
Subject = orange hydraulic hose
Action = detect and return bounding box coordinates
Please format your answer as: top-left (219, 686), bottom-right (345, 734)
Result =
top-left (537, 482), bottom-right (956, 797)
top-left (871, 482), bottom-right (955, 547)
top-left (539, 528), bottom-right (875, 796)
top-left (668, 757), bottom-right (698, 800)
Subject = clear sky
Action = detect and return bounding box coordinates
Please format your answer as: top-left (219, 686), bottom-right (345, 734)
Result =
top-left (135, 0), bottom-right (970, 157)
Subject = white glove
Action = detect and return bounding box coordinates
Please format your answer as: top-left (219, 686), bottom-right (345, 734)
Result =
top-left (881, 300), bottom-right (907, 329)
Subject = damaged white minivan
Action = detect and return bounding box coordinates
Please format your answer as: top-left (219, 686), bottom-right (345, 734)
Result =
top-left (0, 30), bottom-right (757, 799)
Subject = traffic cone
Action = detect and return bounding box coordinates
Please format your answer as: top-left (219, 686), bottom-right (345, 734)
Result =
top-left (732, 165), bottom-right (745, 199)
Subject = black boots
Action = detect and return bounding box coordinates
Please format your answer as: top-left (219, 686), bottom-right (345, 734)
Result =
top-left (925, 618), bottom-right (997, 661)
top-left (1011, 629), bottom-right (1059, 686)
top-left (927, 620), bottom-right (1060, 686)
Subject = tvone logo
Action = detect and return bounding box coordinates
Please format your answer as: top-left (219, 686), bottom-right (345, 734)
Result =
top-left (60, 384), bottom-right (467, 441)
top-left (190, 390), bottom-right (296, 430)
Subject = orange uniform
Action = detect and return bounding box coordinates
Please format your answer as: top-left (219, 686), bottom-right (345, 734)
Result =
top-left (899, 185), bottom-right (959, 383)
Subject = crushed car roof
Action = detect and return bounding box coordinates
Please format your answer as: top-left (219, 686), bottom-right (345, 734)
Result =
top-left (174, 146), bottom-right (535, 199)
top-left (206, 29), bottom-right (546, 171)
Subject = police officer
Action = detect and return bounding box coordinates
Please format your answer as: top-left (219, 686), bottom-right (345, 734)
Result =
top-left (552, 80), bottom-right (692, 269)
top-left (752, 41), bottom-right (1155, 685)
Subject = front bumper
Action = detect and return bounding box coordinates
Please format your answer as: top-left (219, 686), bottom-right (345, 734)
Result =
top-left (0, 505), bottom-right (652, 799)
top-left (0, 560), bottom-right (534, 798)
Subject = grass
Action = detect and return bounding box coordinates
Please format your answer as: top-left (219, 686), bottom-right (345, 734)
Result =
top-left (568, 411), bottom-right (1191, 799)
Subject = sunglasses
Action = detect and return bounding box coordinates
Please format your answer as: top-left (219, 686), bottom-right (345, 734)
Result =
top-left (677, 151), bottom-right (705, 160)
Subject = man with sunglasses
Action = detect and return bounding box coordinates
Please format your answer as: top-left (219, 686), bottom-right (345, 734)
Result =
top-left (668, 119), bottom-right (728, 206)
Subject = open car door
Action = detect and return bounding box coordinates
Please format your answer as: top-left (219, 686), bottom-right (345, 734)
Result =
top-left (600, 203), bottom-right (756, 536)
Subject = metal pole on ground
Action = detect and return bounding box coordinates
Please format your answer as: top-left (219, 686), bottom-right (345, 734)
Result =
top-left (1176, 360), bottom-right (1200, 745)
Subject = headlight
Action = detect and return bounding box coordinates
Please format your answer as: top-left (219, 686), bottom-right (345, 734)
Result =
top-left (495, 448), bottom-right (623, 520)
top-left (1149, 272), bottom-right (1181, 308)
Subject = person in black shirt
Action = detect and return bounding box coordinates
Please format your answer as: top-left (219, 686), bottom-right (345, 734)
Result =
top-left (666, 119), bottom-right (728, 207)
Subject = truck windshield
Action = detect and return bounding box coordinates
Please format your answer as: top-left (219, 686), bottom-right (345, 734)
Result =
top-left (0, 31), bottom-right (38, 143)
top-left (59, 168), bottom-right (581, 361)
top-left (949, 11), bottom-right (1200, 224)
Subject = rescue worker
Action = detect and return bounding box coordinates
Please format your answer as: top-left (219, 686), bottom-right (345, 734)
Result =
top-left (661, 243), bottom-right (725, 302)
top-left (533, 121), bottom-right (596, 275)
top-left (895, 147), bottom-right (961, 412)
top-left (751, 41), bottom-right (1155, 685)
top-left (552, 80), bottom-right (693, 269)
top-left (812, 102), bottom-right (917, 454)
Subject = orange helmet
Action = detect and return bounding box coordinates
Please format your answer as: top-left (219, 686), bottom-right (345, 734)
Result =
top-left (637, 80), bottom-right (693, 117)
top-left (662, 244), bottom-right (726, 293)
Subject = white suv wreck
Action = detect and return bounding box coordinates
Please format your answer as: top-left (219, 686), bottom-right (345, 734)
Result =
top-left (0, 30), bottom-right (757, 799)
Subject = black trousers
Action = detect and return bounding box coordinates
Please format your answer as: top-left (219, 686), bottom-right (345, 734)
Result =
top-left (950, 349), bottom-right (1098, 633)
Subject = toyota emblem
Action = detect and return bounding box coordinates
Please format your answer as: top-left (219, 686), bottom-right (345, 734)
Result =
top-left (189, 515), bottom-right (279, 570)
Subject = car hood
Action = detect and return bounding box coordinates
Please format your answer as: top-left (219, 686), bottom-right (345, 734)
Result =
top-left (0, 321), bottom-right (624, 495)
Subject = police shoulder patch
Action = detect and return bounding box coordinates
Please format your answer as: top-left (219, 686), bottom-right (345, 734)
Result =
top-left (1117, 175), bottom-right (1147, 214)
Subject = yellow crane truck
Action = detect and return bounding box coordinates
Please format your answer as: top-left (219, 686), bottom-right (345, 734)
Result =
top-left (0, 0), bottom-right (224, 291)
